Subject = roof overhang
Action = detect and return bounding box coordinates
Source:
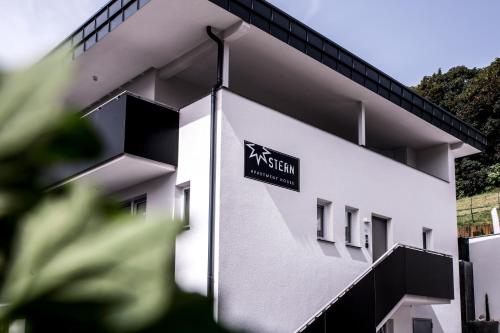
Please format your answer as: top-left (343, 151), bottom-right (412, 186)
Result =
top-left (63, 0), bottom-right (486, 157)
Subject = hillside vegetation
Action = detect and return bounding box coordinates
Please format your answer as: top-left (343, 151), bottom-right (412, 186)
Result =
top-left (414, 58), bottom-right (500, 198)
top-left (456, 189), bottom-right (500, 225)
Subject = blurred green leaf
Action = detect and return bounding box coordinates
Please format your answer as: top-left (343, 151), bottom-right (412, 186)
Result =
top-left (0, 45), bottom-right (239, 333)
top-left (0, 49), bottom-right (72, 158)
top-left (0, 49), bottom-right (101, 271)
top-left (0, 185), bottom-right (180, 333)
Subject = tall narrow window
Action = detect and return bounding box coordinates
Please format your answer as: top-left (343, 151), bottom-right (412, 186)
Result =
top-left (317, 204), bottom-right (325, 238)
top-left (183, 187), bottom-right (190, 227)
top-left (346, 210), bottom-right (353, 244)
top-left (423, 228), bottom-right (432, 250)
top-left (345, 207), bottom-right (359, 245)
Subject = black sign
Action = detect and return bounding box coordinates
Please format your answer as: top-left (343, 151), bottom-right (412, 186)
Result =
top-left (244, 140), bottom-right (300, 191)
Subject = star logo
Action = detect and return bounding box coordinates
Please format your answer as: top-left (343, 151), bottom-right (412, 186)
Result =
top-left (246, 143), bottom-right (271, 166)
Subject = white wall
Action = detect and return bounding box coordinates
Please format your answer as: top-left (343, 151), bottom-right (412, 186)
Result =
top-left (416, 144), bottom-right (451, 182)
top-left (392, 305), bottom-right (413, 333)
top-left (112, 174), bottom-right (176, 219)
top-left (155, 76), bottom-right (208, 110)
top-left (111, 95), bottom-right (212, 296)
top-left (174, 95), bottom-right (212, 295)
top-left (124, 69), bottom-right (157, 100)
top-left (469, 235), bottom-right (500, 320)
top-left (216, 90), bottom-right (461, 333)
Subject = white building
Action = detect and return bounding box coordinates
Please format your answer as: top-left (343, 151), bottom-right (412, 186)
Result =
top-left (50, 0), bottom-right (488, 332)
top-left (459, 234), bottom-right (500, 330)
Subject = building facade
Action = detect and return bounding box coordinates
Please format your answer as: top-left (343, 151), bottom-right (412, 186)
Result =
top-left (50, 0), bottom-right (487, 332)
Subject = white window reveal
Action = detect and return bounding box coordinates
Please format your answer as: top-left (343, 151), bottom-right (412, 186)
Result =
top-left (317, 204), bottom-right (325, 239)
top-left (176, 182), bottom-right (191, 229)
top-left (423, 228), bottom-right (433, 250)
top-left (183, 187), bottom-right (191, 228)
top-left (345, 207), bottom-right (360, 247)
top-left (317, 199), bottom-right (333, 242)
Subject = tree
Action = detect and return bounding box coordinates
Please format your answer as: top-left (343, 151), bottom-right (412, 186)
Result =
top-left (414, 58), bottom-right (500, 197)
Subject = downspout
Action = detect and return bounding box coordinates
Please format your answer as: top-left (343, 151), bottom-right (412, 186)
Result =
top-left (206, 26), bottom-right (223, 301)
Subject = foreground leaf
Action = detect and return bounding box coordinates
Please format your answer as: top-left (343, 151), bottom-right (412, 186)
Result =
top-left (0, 185), bottom-right (180, 333)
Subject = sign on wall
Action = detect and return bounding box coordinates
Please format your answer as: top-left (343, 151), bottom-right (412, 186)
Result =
top-left (244, 140), bottom-right (300, 192)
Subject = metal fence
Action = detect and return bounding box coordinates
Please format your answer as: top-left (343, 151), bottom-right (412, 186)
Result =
top-left (457, 191), bottom-right (500, 237)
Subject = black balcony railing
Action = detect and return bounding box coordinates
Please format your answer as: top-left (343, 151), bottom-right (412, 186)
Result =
top-left (296, 244), bottom-right (454, 333)
top-left (47, 92), bottom-right (179, 186)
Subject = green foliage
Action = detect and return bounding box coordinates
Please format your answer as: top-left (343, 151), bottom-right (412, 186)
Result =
top-left (415, 58), bottom-right (500, 197)
top-left (486, 163), bottom-right (500, 191)
top-left (456, 159), bottom-right (488, 198)
top-left (0, 51), bottom-right (236, 332)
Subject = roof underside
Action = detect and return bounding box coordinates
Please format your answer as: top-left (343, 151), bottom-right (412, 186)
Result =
top-left (62, 0), bottom-right (487, 152)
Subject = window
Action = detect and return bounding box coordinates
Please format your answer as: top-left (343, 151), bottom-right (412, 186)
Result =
top-left (345, 207), bottom-right (359, 246)
top-left (423, 228), bottom-right (433, 250)
top-left (122, 195), bottom-right (147, 217)
top-left (346, 210), bottom-right (353, 244)
top-left (316, 199), bottom-right (332, 241)
top-left (317, 204), bottom-right (325, 238)
top-left (183, 187), bottom-right (190, 227)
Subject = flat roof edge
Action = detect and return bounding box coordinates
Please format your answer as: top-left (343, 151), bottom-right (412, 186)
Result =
top-left (55, 0), bottom-right (487, 151)
top-left (208, 0), bottom-right (487, 152)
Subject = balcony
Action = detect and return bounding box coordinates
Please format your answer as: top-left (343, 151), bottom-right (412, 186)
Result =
top-left (48, 92), bottom-right (179, 192)
top-left (296, 245), bottom-right (454, 333)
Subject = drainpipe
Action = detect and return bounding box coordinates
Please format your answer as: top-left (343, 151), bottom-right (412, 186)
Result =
top-left (206, 26), bottom-right (223, 302)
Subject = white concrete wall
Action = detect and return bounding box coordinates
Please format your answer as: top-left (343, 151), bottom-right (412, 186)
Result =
top-left (174, 95), bottom-right (212, 295)
top-left (111, 95), bottom-right (212, 296)
top-left (155, 76), bottom-right (207, 110)
top-left (416, 144), bottom-right (451, 182)
top-left (216, 90), bottom-right (461, 333)
top-left (112, 174), bottom-right (176, 219)
top-left (469, 235), bottom-right (500, 320)
top-left (392, 305), bottom-right (413, 333)
top-left (124, 69), bottom-right (157, 100)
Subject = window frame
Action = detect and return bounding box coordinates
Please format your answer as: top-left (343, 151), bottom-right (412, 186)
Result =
top-left (345, 207), bottom-right (360, 247)
top-left (346, 210), bottom-right (353, 244)
top-left (182, 187), bottom-right (191, 228)
top-left (121, 194), bottom-right (147, 217)
top-left (316, 199), bottom-right (333, 242)
top-left (317, 204), bottom-right (325, 239)
top-left (422, 227), bottom-right (433, 250)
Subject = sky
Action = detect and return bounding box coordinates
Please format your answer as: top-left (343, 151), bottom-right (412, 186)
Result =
top-left (0, 0), bottom-right (498, 86)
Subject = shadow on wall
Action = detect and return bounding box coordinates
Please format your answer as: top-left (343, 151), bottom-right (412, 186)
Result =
top-left (346, 246), bottom-right (369, 262)
top-left (318, 241), bottom-right (341, 257)
top-left (264, 179), bottom-right (313, 247)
